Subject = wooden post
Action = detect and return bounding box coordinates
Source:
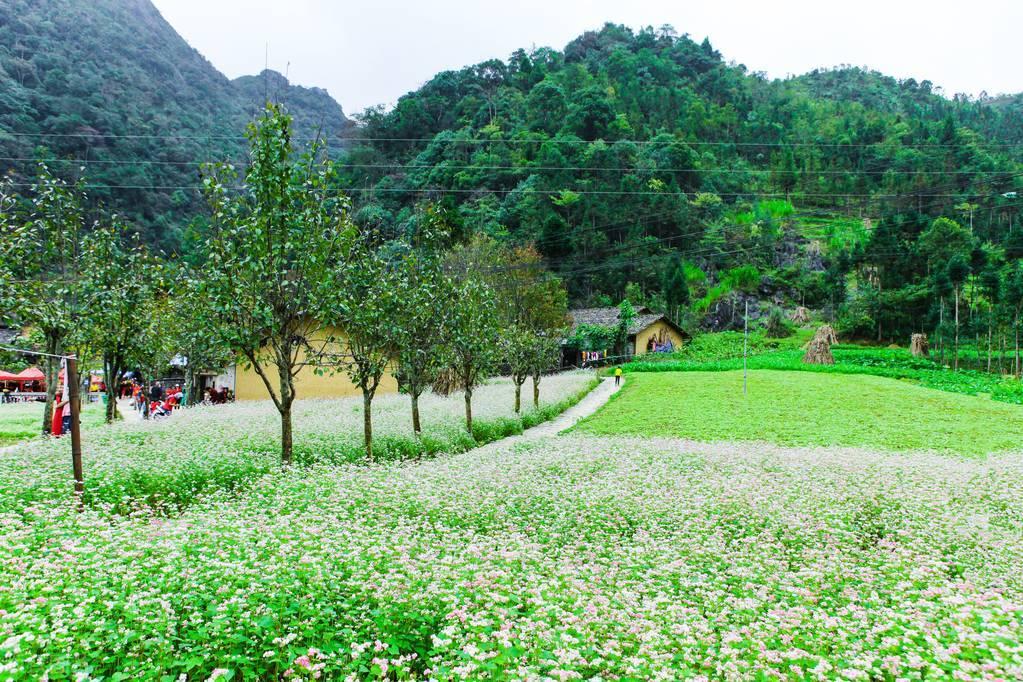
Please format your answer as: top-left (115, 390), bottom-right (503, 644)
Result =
top-left (67, 356), bottom-right (84, 501)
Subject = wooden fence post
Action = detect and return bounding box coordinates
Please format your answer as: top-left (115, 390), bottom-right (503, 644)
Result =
top-left (67, 356), bottom-right (84, 503)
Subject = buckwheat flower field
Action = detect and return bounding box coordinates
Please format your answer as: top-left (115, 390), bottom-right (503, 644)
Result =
top-left (5, 417), bottom-right (1023, 679)
top-left (0, 372), bottom-right (596, 514)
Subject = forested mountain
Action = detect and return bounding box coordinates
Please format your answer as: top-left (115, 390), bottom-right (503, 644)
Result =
top-left (0, 0), bottom-right (350, 250)
top-left (3, 8), bottom-right (1023, 342)
top-left (342, 24), bottom-right (1023, 341)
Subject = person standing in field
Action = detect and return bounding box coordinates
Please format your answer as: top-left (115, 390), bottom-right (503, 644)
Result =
top-left (614, 366), bottom-right (622, 386)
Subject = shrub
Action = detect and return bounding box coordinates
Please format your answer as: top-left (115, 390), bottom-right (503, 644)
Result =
top-left (763, 306), bottom-right (793, 338)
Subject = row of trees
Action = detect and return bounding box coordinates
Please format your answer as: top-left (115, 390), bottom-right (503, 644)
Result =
top-left (843, 213), bottom-right (1023, 374)
top-left (200, 105), bottom-right (567, 462)
top-left (0, 165), bottom-right (234, 428)
top-left (1, 105), bottom-right (570, 464)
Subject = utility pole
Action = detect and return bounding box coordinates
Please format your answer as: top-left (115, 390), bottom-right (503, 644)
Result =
top-left (66, 356), bottom-right (84, 502)
top-left (743, 300), bottom-right (748, 395)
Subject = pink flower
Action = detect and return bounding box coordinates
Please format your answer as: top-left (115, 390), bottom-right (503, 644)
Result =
top-left (294, 655), bottom-right (312, 669)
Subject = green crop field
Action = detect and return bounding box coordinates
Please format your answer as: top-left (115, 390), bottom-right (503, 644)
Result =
top-left (575, 370), bottom-right (1023, 455)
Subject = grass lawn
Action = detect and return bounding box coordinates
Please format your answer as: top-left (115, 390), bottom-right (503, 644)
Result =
top-left (575, 370), bottom-right (1023, 455)
top-left (0, 400), bottom-right (106, 447)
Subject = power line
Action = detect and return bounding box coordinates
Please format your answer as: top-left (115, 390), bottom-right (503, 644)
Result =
top-left (4, 181), bottom-right (1012, 199)
top-left (5, 156), bottom-right (1021, 177)
top-left (7, 129), bottom-right (1023, 150)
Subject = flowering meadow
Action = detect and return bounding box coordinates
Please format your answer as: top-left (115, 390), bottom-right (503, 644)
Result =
top-left (0, 372), bottom-right (596, 514)
top-left (4, 431), bottom-right (1023, 680)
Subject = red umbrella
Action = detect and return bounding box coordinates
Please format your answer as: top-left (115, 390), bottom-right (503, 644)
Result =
top-left (0, 371), bottom-right (20, 381)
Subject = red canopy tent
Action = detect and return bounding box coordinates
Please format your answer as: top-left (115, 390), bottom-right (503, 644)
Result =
top-left (0, 367), bottom-right (47, 393)
top-left (16, 367), bottom-right (45, 382)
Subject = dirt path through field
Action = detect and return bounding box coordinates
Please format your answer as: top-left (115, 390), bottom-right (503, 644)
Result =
top-left (468, 377), bottom-right (621, 454)
top-left (525, 376), bottom-right (621, 438)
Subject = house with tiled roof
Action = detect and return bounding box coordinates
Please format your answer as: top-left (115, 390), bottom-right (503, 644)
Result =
top-left (566, 306), bottom-right (689, 365)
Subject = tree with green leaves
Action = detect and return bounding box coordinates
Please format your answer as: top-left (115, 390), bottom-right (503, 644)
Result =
top-left (391, 242), bottom-right (452, 436)
top-left (947, 255), bottom-right (970, 371)
top-left (165, 274), bottom-right (235, 406)
top-left (919, 217), bottom-right (974, 274)
top-left (2, 164), bottom-right (89, 434)
top-left (1003, 263), bottom-right (1023, 378)
top-left (528, 331), bottom-right (564, 409)
top-left (614, 299), bottom-right (637, 358)
top-left (200, 104), bottom-right (353, 465)
top-left (662, 254), bottom-right (691, 324)
top-left (980, 263), bottom-right (1002, 372)
top-left (79, 219), bottom-right (159, 422)
top-left (131, 293), bottom-right (177, 418)
top-left (446, 276), bottom-right (499, 434)
top-left (501, 323), bottom-right (535, 414)
top-left (318, 241), bottom-right (399, 459)
top-left (447, 236), bottom-right (568, 410)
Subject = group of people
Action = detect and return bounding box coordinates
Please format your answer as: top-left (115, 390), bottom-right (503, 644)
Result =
top-left (1, 386), bottom-right (27, 403)
top-left (202, 386), bottom-right (234, 405)
top-left (130, 381), bottom-right (184, 418)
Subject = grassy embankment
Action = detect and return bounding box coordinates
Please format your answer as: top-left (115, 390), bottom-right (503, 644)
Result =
top-left (622, 329), bottom-right (1023, 405)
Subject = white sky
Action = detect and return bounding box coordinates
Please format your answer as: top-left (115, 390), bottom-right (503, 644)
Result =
top-left (151, 0), bottom-right (1023, 115)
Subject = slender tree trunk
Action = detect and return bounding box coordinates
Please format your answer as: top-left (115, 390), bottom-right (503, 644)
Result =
top-left (988, 314), bottom-right (993, 374)
top-left (1000, 333), bottom-right (1006, 374)
top-left (105, 384), bottom-right (120, 421)
top-left (514, 379), bottom-right (522, 414)
top-left (184, 368), bottom-right (196, 407)
top-left (938, 300), bottom-right (945, 367)
top-left (280, 403), bottom-right (293, 466)
top-left (362, 388), bottom-right (374, 459)
top-left (532, 373), bottom-right (541, 408)
top-left (464, 387), bottom-right (473, 435)
top-left (954, 286), bottom-right (960, 371)
top-left (103, 357), bottom-right (121, 423)
top-left (104, 370), bottom-right (119, 422)
top-left (41, 333), bottom-right (61, 435)
top-left (411, 390), bottom-right (422, 436)
top-left (275, 349), bottom-right (296, 466)
top-left (1010, 314), bottom-right (1018, 378)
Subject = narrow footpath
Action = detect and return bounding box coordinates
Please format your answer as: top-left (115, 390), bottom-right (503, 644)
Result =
top-left (474, 376), bottom-right (622, 453)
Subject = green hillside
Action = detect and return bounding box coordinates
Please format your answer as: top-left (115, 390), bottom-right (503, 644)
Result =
top-left (0, 0), bottom-right (350, 250)
top-left (3, 12), bottom-right (1023, 342)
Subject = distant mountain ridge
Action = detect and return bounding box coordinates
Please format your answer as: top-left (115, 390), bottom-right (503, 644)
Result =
top-left (233, 69), bottom-right (350, 143)
top-left (0, 0), bottom-right (350, 249)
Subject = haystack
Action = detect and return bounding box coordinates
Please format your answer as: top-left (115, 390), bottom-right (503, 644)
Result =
top-left (910, 333), bottom-right (929, 357)
top-left (431, 368), bottom-right (463, 396)
top-left (803, 324), bottom-right (836, 365)
top-left (790, 306), bottom-right (811, 325)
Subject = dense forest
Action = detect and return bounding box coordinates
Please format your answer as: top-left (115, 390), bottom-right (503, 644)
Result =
top-left (342, 24), bottom-right (1023, 345)
top-left (3, 3), bottom-right (1023, 346)
top-left (0, 0), bottom-right (350, 250)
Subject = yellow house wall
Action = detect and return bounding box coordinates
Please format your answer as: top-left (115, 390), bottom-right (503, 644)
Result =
top-left (633, 321), bottom-right (687, 355)
top-left (233, 326), bottom-right (399, 401)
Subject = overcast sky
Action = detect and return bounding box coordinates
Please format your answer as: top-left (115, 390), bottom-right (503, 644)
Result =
top-left (152, 0), bottom-right (1023, 116)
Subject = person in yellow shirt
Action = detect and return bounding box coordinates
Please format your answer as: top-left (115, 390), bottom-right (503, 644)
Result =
top-left (614, 366), bottom-right (623, 386)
